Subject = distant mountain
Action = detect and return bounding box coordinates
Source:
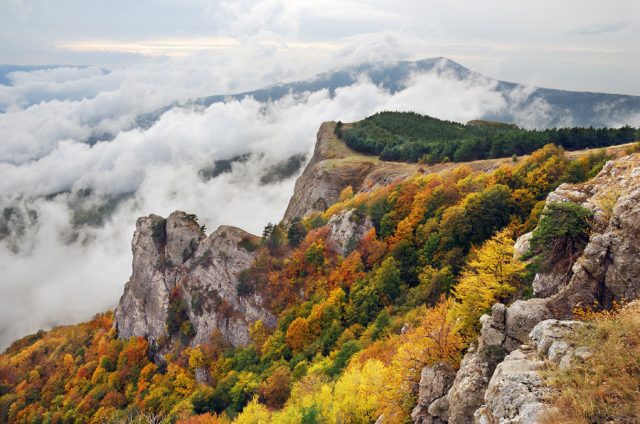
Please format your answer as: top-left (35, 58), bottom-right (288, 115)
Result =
top-left (135, 58), bottom-right (640, 130)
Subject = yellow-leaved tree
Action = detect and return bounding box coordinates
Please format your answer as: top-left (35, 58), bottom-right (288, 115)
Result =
top-left (450, 228), bottom-right (526, 338)
top-left (381, 298), bottom-right (463, 419)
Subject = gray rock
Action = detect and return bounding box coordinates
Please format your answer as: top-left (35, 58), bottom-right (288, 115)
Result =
top-left (475, 349), bottom-right (549, 424)
top-left (528, 319), bottom-right (585, 358)
top-left (573, 346), bottom-right (592, 361)
top-left (513, 232), bottom-right (532, 259)
top-left (326, 208), bottom-right (373, 256)
top-left (411, 362), bottom-right (456, 424)
top-left (504, 299), bottom-right (553, 348)
top-left (283, 122), bottom-right (376, 221)
top-left (165, 211), bottom-right (203, 266)
top-left (115, 212), bottom-right (276, 352)
top-left (474, 318), bottom-right (592, 422)
top-left (427, 396), bottom-right (450, 422)
top-left (447, 350), bottom-right (491, 424)
top-left (491, 303), bottom-right (506, 329)
top-left (547, 155), bottom-right (640, 312)
top-left (283, 122), bottom-right (416, 221)
top-left (532, 271), bottom-right (568, 297)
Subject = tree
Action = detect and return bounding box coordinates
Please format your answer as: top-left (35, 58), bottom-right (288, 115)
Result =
top-left (357, 228), bottom-right (387, 268)
top-left (258, 366), bottom-right (292, 409)
top-left (451, 229), bottom-right (526, 338)
top-left (188, 347), bottom-right (206, 371)
top-left (328, 251), bottom-right (365, 289)
top-left (287, 217), bottom-right (307, 248)
top-left (330, 360), bottom-right (386, 423)
top-left (372, 257), bottom-right (404, 305)
top-left (527, 201), bottom-right (593, 271)
top-left (286, 317), bottom-right (311, 352)
top-left (234, 398), bottom-right (271, 424)
top-left (262, 223), bottom-right (274, 241)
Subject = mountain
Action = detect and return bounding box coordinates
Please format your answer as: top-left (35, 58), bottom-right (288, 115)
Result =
top-left (134, 57), bottom-right (640, 131)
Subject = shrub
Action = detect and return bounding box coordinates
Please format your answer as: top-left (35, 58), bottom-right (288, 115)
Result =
top-left (527, 202), bottom-right (593, 271)
top-left (167, 288), bottom-right (189, 335)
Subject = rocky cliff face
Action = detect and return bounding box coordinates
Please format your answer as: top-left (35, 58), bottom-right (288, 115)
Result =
top-left (414, 153), bottom-right (640, 424)
top-left (475, 319), bottom-right (590, 423)
top-left (114, 211), bottom-right (276, 351)
top-left (283, 122), bottom-right (418, 221)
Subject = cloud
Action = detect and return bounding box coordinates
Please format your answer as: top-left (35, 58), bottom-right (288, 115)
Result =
top-left (569, 20), bottom-right (630, 36)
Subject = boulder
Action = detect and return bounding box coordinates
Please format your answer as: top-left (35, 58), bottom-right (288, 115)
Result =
top-left (475, 349), bottom-right (550, 424)
top-left (513, 232), bottom-right (532, 259)
top-left (475, 319), bottom-right (588, 423)
top-left (446, 348), bottom-right (492, 424)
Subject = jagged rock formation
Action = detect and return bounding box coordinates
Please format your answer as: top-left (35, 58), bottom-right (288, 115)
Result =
top-left (414, 154), bottom-right (640, 424)
top-left (115, 211), bottom-right (276, 350)
top-left (283, 122), bottom-right (417, 221)
top-left (411, 362), bottom-right (457, 424)
top-left (476, 319), bottom-right (590, 423)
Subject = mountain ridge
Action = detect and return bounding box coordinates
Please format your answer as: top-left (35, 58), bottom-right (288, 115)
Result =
top-left (134, 57), bottom-right (640, 132)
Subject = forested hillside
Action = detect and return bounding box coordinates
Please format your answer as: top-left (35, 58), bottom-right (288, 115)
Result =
top-left (2, 135), bottom-right (629, 423)
top-left (338, 111), bottom-right (639, 163)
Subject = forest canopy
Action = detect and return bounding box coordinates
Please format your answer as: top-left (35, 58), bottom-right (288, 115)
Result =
top-left (337, 111), bottom-right (639, 163)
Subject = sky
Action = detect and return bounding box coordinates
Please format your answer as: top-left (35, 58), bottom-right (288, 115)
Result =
top-left (0, 0), bottom-right (639, 94)
top-left (1, 0), bottom-right (639, 349)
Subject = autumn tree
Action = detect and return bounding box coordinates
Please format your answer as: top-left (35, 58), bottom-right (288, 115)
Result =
top-left (357, 228), bottom-right (387, 268)
top-left (372, 257), bottom-right (404, 305)
top-left (383, 298), bottom-right (463, 416)
top-left (258, 365), bottom-right (292, 409)
top-left (450, 229), bottom-right (526, 338)
top-left (285, 317), bottom-right (312, 352)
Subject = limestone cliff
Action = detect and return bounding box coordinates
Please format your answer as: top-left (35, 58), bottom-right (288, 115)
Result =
top-left (283, 122), bottom-right (418, 221)
top-left (114, 211), bottom-right (276, 351)
top-left (413, 153), bottom-right (640, 424)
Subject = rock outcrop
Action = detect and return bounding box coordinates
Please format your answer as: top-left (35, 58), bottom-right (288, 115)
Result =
top-left (326, 208), bottom-right (373, 256)
top-left (411, 362), bottom-right (457, 424)
top-left (115, 211), bottom-right (276, 351)
top-left (416, 153), bottom-right (640, 424)
top-left (476, 319), bottom-right (589, 423)
top-left (283, 122), bottom-right (417, 221)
